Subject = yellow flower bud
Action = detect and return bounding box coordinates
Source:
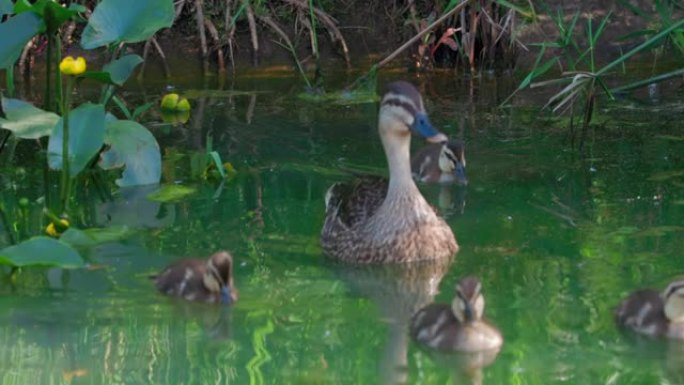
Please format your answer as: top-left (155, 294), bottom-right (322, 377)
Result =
top-left (59, 56), bottom-right (75, 75)
top-left (176, 98), bottom-right (191, 111)
top-left (161, 93), bottom-right (180, 111)
top-left (59, 56), bottom-right (87, 75)
top-left (72, 57), bottom-right (87, 75)
top-left (45, 219), bottom-right (70, 237)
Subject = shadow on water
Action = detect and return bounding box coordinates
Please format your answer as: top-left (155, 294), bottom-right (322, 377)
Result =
top-left (2, 73), bottom-right (684, 384)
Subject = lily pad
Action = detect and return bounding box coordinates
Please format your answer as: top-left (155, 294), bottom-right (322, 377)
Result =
top-left (99, 119), bottom-right (161, 186)
top-left (103, 54), bottom-right (143, 85)
top-left (0, 236), bottom-right (84, 268)
top-left (146, 185), bottom-right (197, 202)
top-left (47, 103), bottom-right (106, 176)
top-left (60, 226), bottom-right (133, 248)
top-left (0, 11), bottom-right (42, 69)
top-left (80, 0), bottom-right (175, 49)
top-left (0, 97), bottom-right (60, 139)
top-left (0, 0), bottom-right (13, 18)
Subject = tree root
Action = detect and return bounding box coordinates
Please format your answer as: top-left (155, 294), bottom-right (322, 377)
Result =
top-left (194, 0), bottom-right (210, 75)
top-left (204, 17), bottom-right (226, 74)
top-left (244, 0), bottom-right (259, 66)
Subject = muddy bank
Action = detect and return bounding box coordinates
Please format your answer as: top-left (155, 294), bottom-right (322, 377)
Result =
top-left (143, 0), bottom-right (658, 76)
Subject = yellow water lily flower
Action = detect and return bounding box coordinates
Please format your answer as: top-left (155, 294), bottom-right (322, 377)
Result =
top-left (161, 93), bottom-right (192, 112)
top-left (45, 219), bottom-right (70, 237)
top-left (161, 93), bottom-right (180, 111)
top-left (176, 97), bottom-right (191, 111)
top-left (59, 56), bottom-right (87, 75)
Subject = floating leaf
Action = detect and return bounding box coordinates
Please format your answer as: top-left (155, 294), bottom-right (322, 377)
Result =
top-left (0, 236), bottom-right (84, 268)
top-left (0, 0), bottom-right (12, 18)
top-left (99, 119), bottom-right (161, 186)
top-left (60, 226), bottom-right (133, 248)
top-left (102, 54), bottom-right (143, 85)
top-left (146, 185), bottom-right (197, 202)
top-left (47, 103), bottom-right (106, 176)
top-left (80, 0), bottom-right (175, 49)
top-left (0, 97), bottom-right (60, 139)
top-left (0, 12), bottom-right (42, 69)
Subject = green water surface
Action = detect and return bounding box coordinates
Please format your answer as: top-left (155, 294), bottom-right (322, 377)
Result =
top-left (1, 74), bottom-right (684, 385)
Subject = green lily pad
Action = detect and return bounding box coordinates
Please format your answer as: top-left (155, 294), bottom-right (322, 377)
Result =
top-left (47, 103), bottom-right (106, 176)
top-left (60, 226), bottom-right (133, 248)
top-left (99, 119), bottom-right (161, 186)
top-left (0, 0), bottom-right (13, 18)
top-left (103, 54), bottom-right (143, 85)
top-left (0, 11), bottom-right (42, 69)
top-left (0, 236), bottom-right (84, 268)
top-left (146, 185), bottom-right (197, 202)
top-left (80, 0), bottom-right (175, 49)
top-left (0, 97), bottom-right (60, 139)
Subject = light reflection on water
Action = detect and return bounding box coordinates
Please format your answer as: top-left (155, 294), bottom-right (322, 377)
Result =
top-left (1, 74), bottom-right (684, 384)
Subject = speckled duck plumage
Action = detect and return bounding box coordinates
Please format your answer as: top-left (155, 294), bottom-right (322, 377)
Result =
top-left (154, 250), bottom-right (238, 305)
top-left (412, 139), bottom-right (467, 185)
top-left (615, 279), bottom-right (684, 339)
top-left (321, 81), bottom-right (458, 263)
top-left (410, 276), bottom-right (503, 353)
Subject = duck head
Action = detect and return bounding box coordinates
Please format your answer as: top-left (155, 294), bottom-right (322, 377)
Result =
top-left (451, 276), bottom-right (485, 323)
top-left (438, 140), bottom-right (468, 185)
top-left (203, 251), bottom-right (238, 305)
top-left (379, 81), bottom-right (447, 143)
top-left (663, 280), bottom-right (684, 323)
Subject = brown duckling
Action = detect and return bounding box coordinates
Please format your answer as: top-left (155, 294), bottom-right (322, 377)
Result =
top-left (410, 276), bottom-right (502, 352)
top-left (154, 251), bottom-right (238, 305)
top-left (412, 139), bottom-right (467, 185)
top-left (615, 279), bottom-right (684, 339)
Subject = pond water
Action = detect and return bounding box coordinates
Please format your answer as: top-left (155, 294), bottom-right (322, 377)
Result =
top-left (1, 72), bottom-right (684, 385)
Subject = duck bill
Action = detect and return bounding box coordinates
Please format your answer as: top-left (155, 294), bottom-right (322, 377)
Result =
top-left (411, 112), bottom-right (447, 143)
top-left (463, 302), bottom-right (475, 322)
top-left (220, 286), bottom-right (234, 305)
top-left (454, 162), bottom-right (468, 186)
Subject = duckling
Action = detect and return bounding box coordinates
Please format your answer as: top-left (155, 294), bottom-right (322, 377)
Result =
top-left (410, 276), bottom-right (503, 352)
top-left (321, 81), bottom-right (458, 263)
top-left (154, 251), bottom-right (238, 305)
top-left (615, 279), bottom-right (684, 339)
top-left (412, 139), bottom-right (467, 185)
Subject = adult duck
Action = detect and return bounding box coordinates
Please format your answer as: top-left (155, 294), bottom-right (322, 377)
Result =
top-left (321, 81), bottom-right (458, 263)
top-left (615, 279), bottom-right (684, 339)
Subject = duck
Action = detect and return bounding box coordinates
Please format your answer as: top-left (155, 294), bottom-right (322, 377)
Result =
top-left (614, 279), bottom-right (684, 339)
top-left (153, 250), bottom-right (238, 305)
top-left (410, 276), bottom-right (503, 352)
top-left (412, 139), bottom-right (467, 185)
top-left (321, 81), bottom-right (458, 263)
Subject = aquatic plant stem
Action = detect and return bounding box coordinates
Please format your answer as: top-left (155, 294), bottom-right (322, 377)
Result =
top-left (54, 36), bottom-right (63, 112)
top-left (44, 33), bottom-right (52, 111)
top-left (376, 0), bottom-right (473, 69)
top-left (60, 76), bottom-right (73, 214)
top-left (6, 66), bottom-right (14, 98)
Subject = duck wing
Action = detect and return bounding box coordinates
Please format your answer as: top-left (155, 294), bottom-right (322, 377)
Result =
top-left (324, 176), bottom-right (388, 228)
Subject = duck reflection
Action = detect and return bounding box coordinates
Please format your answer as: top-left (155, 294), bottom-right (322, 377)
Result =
top-left (333, 256), bottom-right (454, 384)
top-left (420, 348), bottom-right (500, 385)
top-left (412, 140), bottom-right (468, 217)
